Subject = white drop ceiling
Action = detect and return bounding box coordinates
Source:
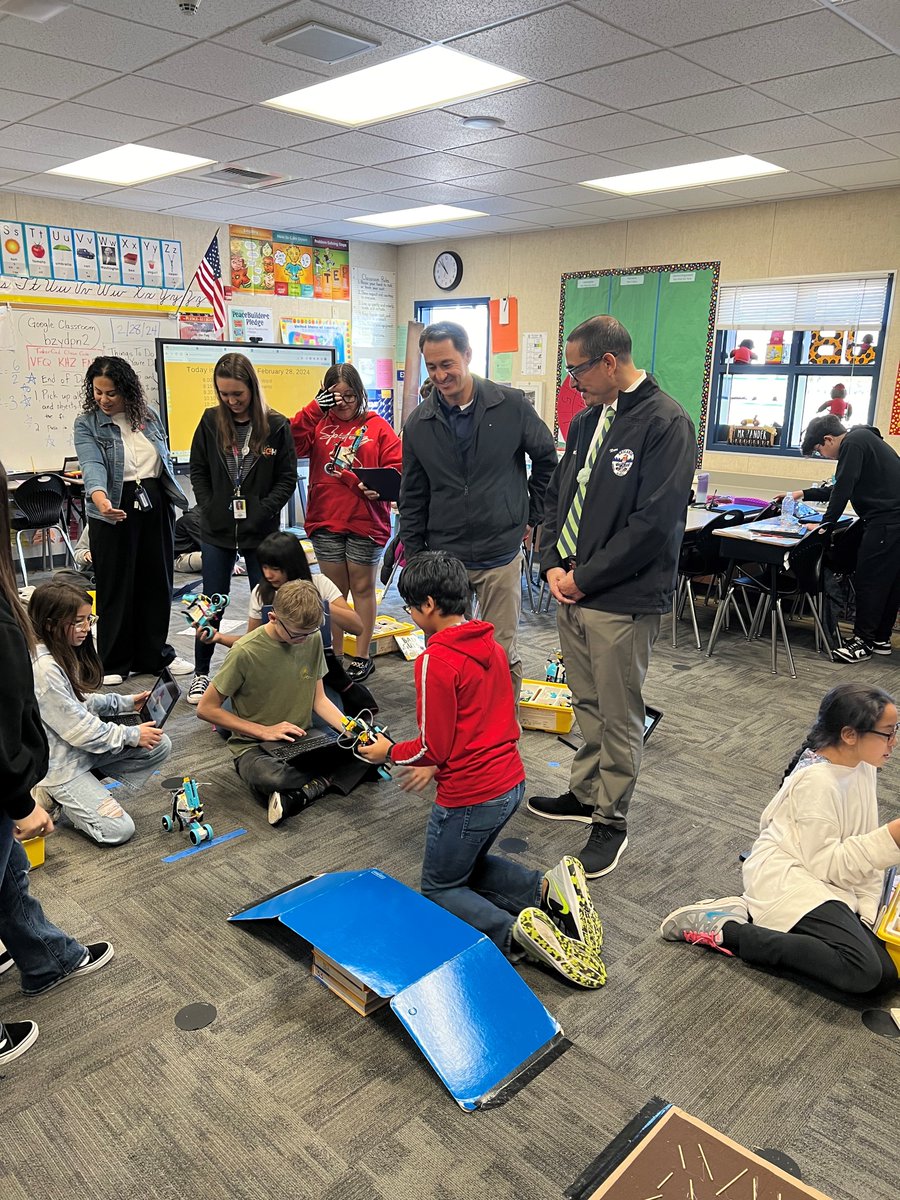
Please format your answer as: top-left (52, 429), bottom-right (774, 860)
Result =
top-left (0, 0), bottom-right (897, 244)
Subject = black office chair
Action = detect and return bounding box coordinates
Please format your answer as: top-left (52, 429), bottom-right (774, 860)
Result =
top-left (11, 473), bottom-right (76, 586)
top-left (672, 509), bottom-right (747, 649)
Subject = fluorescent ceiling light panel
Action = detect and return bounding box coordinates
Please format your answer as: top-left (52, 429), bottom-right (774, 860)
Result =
top-left (48, 144), bottom-right (214, 185)
top-left (264, 45), bottom-right (527, 127)
top-left (581, 155), bottom-right (786, 195)
top-left (347, 205), bottom-right (487, 228)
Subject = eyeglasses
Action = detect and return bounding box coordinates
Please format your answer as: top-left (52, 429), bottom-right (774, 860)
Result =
top-left (401, 603), bottom-right (417, 614)
top-left (865, 725), bottom-right (899, 743)
top-left (70, 614), bottom-right (97, 629)
top-left (565, 353), bottom-right (609, 381)
top-left (276, 616), bottom-right (315, 641)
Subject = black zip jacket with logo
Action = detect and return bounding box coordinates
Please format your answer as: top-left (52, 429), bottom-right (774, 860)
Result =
top-left (399, 378), bottom-right (557, 566)
top-left (189, 408), bottom-right (297, 552)
top-left (541, 375), bottom-right (696, 614)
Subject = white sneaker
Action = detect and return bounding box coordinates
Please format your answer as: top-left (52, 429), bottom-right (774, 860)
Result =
top-left (102, 673), bottom-right (124, 686)
top-left (187, 674), bottom-right (209, 705)
top-left (167, 656), bottom-right (194, 676)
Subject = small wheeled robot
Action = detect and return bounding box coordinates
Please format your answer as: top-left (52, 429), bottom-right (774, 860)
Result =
top-left (545, 651), bottom-right (567, 685)
top-left (338, 710), bottom-right (393, 780)
top-left (324, 424), bottom-right (367, 476)
top-left (181, 592), bottom-right (229, 639)
top-left (160, 776), bottom-right (213, 846)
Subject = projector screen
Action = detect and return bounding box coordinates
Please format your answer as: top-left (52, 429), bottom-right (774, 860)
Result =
top-left (156, 338), bottom-right (336, 459)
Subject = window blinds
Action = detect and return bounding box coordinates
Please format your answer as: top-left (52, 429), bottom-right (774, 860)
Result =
top-left (716, 276), bottom-right (890, 330)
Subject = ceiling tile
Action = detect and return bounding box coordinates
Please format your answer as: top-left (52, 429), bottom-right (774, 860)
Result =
top-left (139, 43), bottom-right (324, 104)
top-left (803, 159), bottom-right (900, 187)
top-left (215, 2), bottom-right (425, 74)
top-left (0, 46), bottom-right (119, 100)
top-left (574, 0), bottom-right (818, 45)
top-left (755, 55), bottom-right (900, 110)
top-left (386, 154), bottom-right (500, 182)
top-left (0, 6), bottom-right (192, 72)
top-left (680, 12), bottom-right (890, 84)
top-left (0, 89), bottom-right (58, 125)
top-left (319, 167), bottom-right (432, 192)
top-left (194, 107), bottom-right (337, 148)
top-left (841, 0), bottom-right (900, 48)
top-left (633, 88), bottom-right (799, 135)
top-left (447, 6), bottom-right (655, 80)
top-left (448, 194), bottom-right (541, 215)
top-left (265, 203), bottom-right (365, 221)
top-left (262, 180), bottom-right (369, 202)
top-left (500, 208), bottom-right (599, 227)
top-left (815, 99), bottom-right (900, 137)
top-left (3, 172), bottom-right (112, 199)
top-left (163, 198), bottom-right (280, 219)
top-left (517, 155), bottom-right (634, 184)
top-left (712, 174), bottom-right (841, 199)
top-left (508, 183), bottom-right (602, 207)
top-left (538, 113), bottom-right (676, 154)
top-left (23, 102), bottom-right (175, 144)
top-left (0, 146), bottom-right (81, 173)
top-left (139, 175), bottom-right (253, 200)
top-left (565, 196), bottom-right (672, 219)
top-left (866, 131), bottom-right (900, 155)
top-left (86, 189), bottom-right (181, 211)
top-left (638, 186), bottom-right (745, 209)
top-left (235, 148), bottom-right (340, 177)
top-left (447, 168), bottom-right (561, 194)
top-left (603, 137), bottom-right (730, 170)
top-left (764, 140), bottom-right (893, 171)
top-left (441, 134), bottom-right (573, 169)
top-left (365, 110), bottom-right (514, 152)
top-left (388, 182), bottom-right (491, 205)
top-left (703, 115), bottom-right (854, 154)
top-left (0, 125), bottom-right (115, 160)
top-left (446, 83), bottom-right (612, 133)
top-left (78, 77), bottom-right (241, 123)
top-left (0, 168), bottom-right (29, 186)
top-left (557, 52), bottom-right (733, 110)
top-left (148, 129), bottom-right (274, 164)
top-left (298, 131), bottom-right (425, 165)
top-left (74, 0), bottom-right (276, 37)
top-left (329, 193), bottom-right (439, 214)
top-left (334, 0), bottom-right (550, 41)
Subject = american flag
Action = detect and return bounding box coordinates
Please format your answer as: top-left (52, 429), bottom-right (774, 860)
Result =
top-left (194, 235), bottom-right (226, 334)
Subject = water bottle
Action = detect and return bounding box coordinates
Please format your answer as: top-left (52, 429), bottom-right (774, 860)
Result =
top-left (780, 493), bottom-right (796, 528)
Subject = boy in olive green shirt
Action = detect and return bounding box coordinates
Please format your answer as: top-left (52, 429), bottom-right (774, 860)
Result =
top-left (196, 580), bottom-right (369, 825)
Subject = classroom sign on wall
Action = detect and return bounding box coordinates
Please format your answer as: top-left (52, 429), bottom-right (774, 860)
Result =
top-left (0, 217), bottom-right (183, 290)
top-left (229, 225), bottom-right (349, 300)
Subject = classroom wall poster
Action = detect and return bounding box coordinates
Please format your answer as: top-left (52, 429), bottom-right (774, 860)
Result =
top-left (49, 227), bottom-right (75, 280)
top-left (280, 317), bottom-right (350, 362)
top-left (140, 238), bottom-right (162, 289)
top-left (0, 221), bottom-right (26, 276)
top-left (230, 226), bottom-right (349, 300)
top-left (0, 217), bottom-right (179, 289)
top-left (177, 311), bottom-right (222, 341)
top-left (161, 241), bottom-right (183, 290)
top-left (24, 224), bottom-right (51, 278)
top-left (118, 234), bottom-right (142, 287)
top-left (97, 233), bottom-right (120, 284)
top-left (274, 230), bottom-right (313, 297)
top-left (73, 230), bottom-right (99, 283)
top-left (229, 305), bottom-right (274, 343)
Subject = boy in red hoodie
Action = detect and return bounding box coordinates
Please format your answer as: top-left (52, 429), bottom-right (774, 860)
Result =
top-left (358, 551), bottom-right (606, 988)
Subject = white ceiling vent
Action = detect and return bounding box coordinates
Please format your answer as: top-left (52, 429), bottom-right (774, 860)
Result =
top-left (267, 22), bottom-right (379, 63)
top-left (203, 165), bottom-right (289, 189)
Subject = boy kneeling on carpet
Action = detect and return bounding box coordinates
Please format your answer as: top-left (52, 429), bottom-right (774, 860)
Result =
top-left (357, 550), bottom-right (606, 988)
top-left (196, 580), bottom-right (369, 826)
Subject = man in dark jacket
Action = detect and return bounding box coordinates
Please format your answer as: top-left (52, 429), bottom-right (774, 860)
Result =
top-left (529, 315), bottom-right (696, 878)
top-left (798, 416), bottom-right (900, 662)
top-left (399, 321), bottom-right (557, 697)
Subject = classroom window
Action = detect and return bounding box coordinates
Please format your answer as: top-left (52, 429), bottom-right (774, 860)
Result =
top-left (707, 276), bottom-right (892, 456)
top-left (414, 298), bottom-right (490, 379)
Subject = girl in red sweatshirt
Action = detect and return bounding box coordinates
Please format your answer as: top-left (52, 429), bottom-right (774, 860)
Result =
top-left (292, 363), bottom-right (401, 682)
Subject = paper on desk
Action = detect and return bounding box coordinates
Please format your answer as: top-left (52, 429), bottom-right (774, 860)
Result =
top-left (177, 618), bottom-right (243, 637)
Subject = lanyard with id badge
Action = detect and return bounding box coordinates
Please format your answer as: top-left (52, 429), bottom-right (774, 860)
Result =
top-left (232, 440), bottom-right (251, 520)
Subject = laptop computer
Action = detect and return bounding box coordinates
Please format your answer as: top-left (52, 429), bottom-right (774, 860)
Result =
top-left (259, 727), bottom-right (339, 762)
top-left (110, 667), bottom-right (181, 727)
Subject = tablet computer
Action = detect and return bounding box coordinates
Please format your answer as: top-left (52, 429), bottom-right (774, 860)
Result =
top-left (354, 468), bottom-right (401, 502)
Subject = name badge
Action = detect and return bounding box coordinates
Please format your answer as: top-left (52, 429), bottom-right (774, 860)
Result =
top-left (233, 497), bottom-right (247, 520)
top-left (134, 484), bottom-right (153, 512)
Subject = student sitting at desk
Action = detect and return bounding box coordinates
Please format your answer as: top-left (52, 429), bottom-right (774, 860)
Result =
top-left (195, 580), bottom-right (370, 827)
top-left (661, 684), bottom-right (900, 997)
top-left (29, 582), bottom-right (172, 846)
top-left (356, 551), bottom-right (606, 988)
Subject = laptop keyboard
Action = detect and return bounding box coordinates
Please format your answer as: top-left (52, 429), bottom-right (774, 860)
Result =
top-left (263, 730), bottom-right (336, 760)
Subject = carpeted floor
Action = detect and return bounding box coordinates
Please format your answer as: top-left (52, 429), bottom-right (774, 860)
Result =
top-left (2, 571), bottom-right (897, 1200)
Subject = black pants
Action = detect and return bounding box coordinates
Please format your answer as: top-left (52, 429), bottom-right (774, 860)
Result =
top-left (89, 479), bottom-right (176, 677)
top-left (723, 900), bottom-right (898, 995)
top-left (235, 743), bottom-right (369, 804)
top-left (853, 518), bottom-right (900, 643)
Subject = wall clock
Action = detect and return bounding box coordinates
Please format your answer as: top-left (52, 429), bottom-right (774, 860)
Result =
top-left (433, 250), bottom-right (463, 291)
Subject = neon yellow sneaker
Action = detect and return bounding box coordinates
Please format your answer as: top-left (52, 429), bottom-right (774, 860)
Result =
top-left (513, 907), bottom-right (607, 989)
top-left (543, 855), bottom-right (604, 953)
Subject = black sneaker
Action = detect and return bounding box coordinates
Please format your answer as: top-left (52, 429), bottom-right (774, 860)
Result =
top-left (832, 637), bottom-right (873, 663)
top-left (267, 779), bottom-right (329, 826)
top-left (579, 825), bottom-right (628, 878)
top-left (23, 941), bottom-right (114, 996)
top-left (0, 948), bottom-right (13, 976)
top-left (345, 655), bottom-right (375, 682)
top-left (527, 791), bottom-right (593, 824)
top-left (871, 639), bottom-right (892, 656)
top-left (0, 1020), bottom-right (38, 1065)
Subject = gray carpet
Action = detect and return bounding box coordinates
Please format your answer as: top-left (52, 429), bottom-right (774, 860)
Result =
top-left (2, 574), bottom-right (898, 1200)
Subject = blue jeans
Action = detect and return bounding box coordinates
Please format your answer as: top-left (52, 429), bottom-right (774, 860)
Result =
top-left (194, 542), bottom-right (263, 675)
top-left (420, 782), bottom-right (542, 957)
top-left (0, 817), bottom-right (86, 994)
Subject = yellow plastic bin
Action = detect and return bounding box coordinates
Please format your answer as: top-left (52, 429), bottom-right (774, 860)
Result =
top-left (23, 836), bottom-right (45, 869)
top-left (518, 679), bottom-right (575, 734)
top-left (876, 885), bottom-right (900, 972)
top-left (343, 614), bottom-right (416, 659)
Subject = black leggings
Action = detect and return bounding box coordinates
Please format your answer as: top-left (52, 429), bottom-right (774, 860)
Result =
top-left (723, 900), bottom-right (898, 995)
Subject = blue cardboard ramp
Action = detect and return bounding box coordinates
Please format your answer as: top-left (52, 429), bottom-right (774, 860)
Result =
top-left (230, 869), bottom-right (565, 1110)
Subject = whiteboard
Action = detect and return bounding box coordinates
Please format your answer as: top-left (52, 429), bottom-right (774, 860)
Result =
top-left (0, 308), bottom-right (177, 473)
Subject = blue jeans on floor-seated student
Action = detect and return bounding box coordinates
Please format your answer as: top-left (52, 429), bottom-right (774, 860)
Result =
top-left (420, 781), bottom-right (542, 958)
top-left (194, 542), bottom-right (263, 676)
top-left (46, 736), bottom-right (172, 846)
top-left (0, 817), bottom-right (86, 994)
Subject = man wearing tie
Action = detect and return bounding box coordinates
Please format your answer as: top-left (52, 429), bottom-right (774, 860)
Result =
top-left (529, 315), bottom-right (695, 878)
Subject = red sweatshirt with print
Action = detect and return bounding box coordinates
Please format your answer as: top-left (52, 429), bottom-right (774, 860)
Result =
top-left (389, 620), bottom-right (524, 808)
top-left (291, 400), bottom-right (402, 544)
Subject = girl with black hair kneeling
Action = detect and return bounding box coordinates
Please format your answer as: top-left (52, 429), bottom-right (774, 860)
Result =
top-left (661, 683), bottom-right (900, 996)
top-left (30, 582), bottom-right (172, 846)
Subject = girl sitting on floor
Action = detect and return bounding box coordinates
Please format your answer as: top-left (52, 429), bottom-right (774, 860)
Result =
top-left (202, 531), bottom-right (376, 713)
top-left (29, 582), bottom-right (172, 846)
top-left (661, 683), bottom-right (900, 996)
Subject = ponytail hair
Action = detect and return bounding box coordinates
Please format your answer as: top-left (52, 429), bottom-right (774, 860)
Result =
top-left (784, 683), bottom-right (894, 780)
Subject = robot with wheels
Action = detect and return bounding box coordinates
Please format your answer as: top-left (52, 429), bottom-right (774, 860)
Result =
top-left (160, 776), bottom-right (213, 846)
top-left (324, 425), bottom-right (367, 477)
top-left (338, 710), bottom-right (393, 780)
top-left (181, 592), bottom-right (229, 640)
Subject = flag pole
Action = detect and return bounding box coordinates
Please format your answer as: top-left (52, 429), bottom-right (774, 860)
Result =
top-left (173, 226), bottom-right (222, 320)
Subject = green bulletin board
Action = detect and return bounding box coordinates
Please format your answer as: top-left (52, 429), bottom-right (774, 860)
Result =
top-left (557, 262), bottom-right (719, 456)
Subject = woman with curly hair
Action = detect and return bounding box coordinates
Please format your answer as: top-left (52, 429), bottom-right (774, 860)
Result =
top-left (73, 356), bottom-right (190, 684)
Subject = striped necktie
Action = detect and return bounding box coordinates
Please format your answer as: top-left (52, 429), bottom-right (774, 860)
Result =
top-left (556, 405), bottom-right (615, 560)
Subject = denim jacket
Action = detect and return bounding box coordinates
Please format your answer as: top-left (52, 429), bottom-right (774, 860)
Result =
top-left (73, 406), bottom-right (188, 523)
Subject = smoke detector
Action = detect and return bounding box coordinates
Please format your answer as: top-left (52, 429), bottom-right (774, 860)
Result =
top-left (461, 116), bottom-right (506, 131)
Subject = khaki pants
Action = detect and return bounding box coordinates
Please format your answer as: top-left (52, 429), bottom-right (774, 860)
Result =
top-left (557, 605), bottom-right (660, 829)
top-left (466, 554), bottom-right (523, 699)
